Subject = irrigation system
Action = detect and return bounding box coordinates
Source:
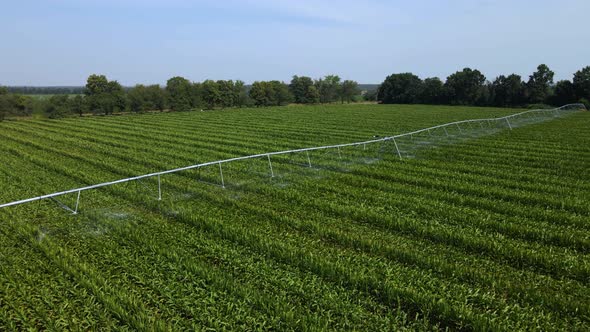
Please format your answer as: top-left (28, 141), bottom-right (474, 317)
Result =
top-left (0, 103), bottom-right (586, 214)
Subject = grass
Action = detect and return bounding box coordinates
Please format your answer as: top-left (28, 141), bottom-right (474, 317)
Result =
top-left (0, 104), bottom-right (588, 330)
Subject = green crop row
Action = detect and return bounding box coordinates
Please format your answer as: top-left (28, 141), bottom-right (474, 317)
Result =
top-left (0, 104), bottom-right (588, 330)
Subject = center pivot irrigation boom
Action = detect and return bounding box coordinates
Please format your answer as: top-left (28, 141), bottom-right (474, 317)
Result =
top-left (0, 104), bottom-right (585, 214)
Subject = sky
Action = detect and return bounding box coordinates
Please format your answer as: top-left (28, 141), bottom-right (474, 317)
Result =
top-left (1, 0), bottom-right (589, 86)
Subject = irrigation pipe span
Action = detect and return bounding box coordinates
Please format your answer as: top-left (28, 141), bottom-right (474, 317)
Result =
top-left (0, 104), bottom-right (586, 213)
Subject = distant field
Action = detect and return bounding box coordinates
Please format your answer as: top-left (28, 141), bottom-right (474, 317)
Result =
top-left (0, 104), bottom-right (588, 330)
top-left (26, 94), bottom-right (82, 99)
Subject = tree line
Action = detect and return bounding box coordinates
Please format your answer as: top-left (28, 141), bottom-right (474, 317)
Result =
top-left (0, 75), bottom-right (361, 120)
top-left (377, 64), bottom-right (590, 108)
top-left (3, 65), bottom-right (590, 121)
top-left (248, 76), bottom-right (360, 107)
top-left (161, 74), bottom-right (360, 111)
top-left (0, 86), bottom-right (34, 121)
top-left (6, 86), bottom-right (86, 95)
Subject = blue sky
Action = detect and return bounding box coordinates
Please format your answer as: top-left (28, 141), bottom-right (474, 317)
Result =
top-left (1, 0), bottom-right (589, 85)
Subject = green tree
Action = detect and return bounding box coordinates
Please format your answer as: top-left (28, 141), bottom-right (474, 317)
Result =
top-left (339, 80), bottom-right (359, 103)
top-left (127, 84), bottom-right (150, 113)
top-left (549, 80), bottom-right (577, 106)
top-left (146, 85), bottom-right (167, 111)
top-left (270, 81), bottom-right (293, 106)
top-left (217, 80), bottom-right (235, 108)
top-left (249, 81), bottom-right (292, 107)
top-left (190, 83), bottom-right (203, 110)
top-left (573, 66), bottom-right (590, 101)
top-left (526, 64), bottom-right (554, 104)
top-left (166, 76), bottom-right (192, 112)
top-left (249, 81), bottom-right (272, 107)
top-left (68, 95), bottom-right (86, 117)
top-left (316, 75), bottom-right (341, 103)
top-left (377, 73), bottom-right (423, 104)
top-left (89, 94), bottom-right (112, 115)
top-left (201, 80), bottom-right (222, 109)
top-left (419, 77), bottom-right (444, 104)
top-left (0, 87), bottom-right (7, 121)
top-left (289, 76), bottom-right (317, 104)
top-left (85, 74), bottom-right (125, 115)
top-left (107, 81), bottom-right (126, 114)
top-left (0, 87), bottom-right (41, 119)
top-left (490, 74), bottom-right (525, 107)
top-left (4, 94), bottom-right (34, 117)
top-left (477, 82), bottom-right (492, 106)
top-left (128, 84), bottom-right (167, 112)
top-left (444, 68), bottom-right (486, 105)
top-left (85, 74), bottom-right (109, 96)
top-left (306, 85), bottom-right (320, 104)
top-left (44, 95), bottom-right (71, 119)
top-left (234, 80), bottom-right (249, 107)
top-left (85, 74), bottom-right (106, 114)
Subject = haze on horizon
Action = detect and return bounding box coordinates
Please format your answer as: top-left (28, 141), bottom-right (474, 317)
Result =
top-left (1, 0), bottom-right (589, 86)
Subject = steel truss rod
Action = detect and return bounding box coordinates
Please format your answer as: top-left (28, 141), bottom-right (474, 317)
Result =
top-left (218, 162), bottom-right (225, 188)
top-left (267, 154), bottom-right (274, 177)
top-left (505, 117), bottom-right (513, 130)
top-left (158, 175), bottom-right (162, 201)
top-left (392, 138), bottom-right (402, 160)
top-left (50, 197), bottom-right (76, 214)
